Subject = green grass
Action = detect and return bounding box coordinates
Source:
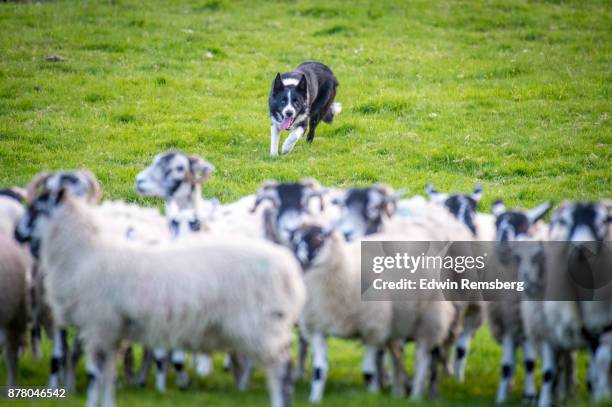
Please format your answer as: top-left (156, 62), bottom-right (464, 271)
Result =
top-left (0, 0), bottom-right (610, 405)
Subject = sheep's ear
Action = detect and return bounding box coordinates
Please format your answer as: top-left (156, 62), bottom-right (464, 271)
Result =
top-left (492, 199), bottom-right (506, 217)
top-left (302, 178), bottom-right (325, 212)
top-left (471, 184), bottom-right (483, 203)
top-left (526, 201), bottom-right (552, 225)
top-left (188, 155), bottom-right (215, 184)
top-left (273, 73), bottom-right (284, 92)
top-left (26, 171), bottom-right (52, 203)
top-left (425, 183), bottom-right (447, 204)
top-left (607, 215), bottom-right (612, 224)
top-left (79, 170), bottom-right (102, 203)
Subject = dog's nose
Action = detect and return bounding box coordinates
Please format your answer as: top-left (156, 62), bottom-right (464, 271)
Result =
top-left (285, 110), bottom-right (293, 117)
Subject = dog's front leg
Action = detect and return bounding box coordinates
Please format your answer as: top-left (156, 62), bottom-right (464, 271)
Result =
top-left (281, 126), bottom-right (305, 155)
top-left (270, 123), bottom-right (280, 156)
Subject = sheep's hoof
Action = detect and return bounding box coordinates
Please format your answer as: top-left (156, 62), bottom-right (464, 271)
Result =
top-left (522, 393), bottom-right (537, 404)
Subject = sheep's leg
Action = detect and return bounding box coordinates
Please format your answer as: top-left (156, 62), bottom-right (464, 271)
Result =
top-left (538, 342), bottom-right (555, 407)
top-left (361, 346), bottom-right (380, 393)
top-left (495, 334), bottom-right (515, 404)
top-left (100, 350), bottom-right (117, 407)
top-left (411, 341), bottom-right (431, 400)
top-left (388, 340), bottom-right (408, 397)
top-left (171, 349), bottom-right (191, 390)
top-left (153, 347), bottom-right (168, 392)
top-left (65, 336), bottom-right (82, 392)
top-left (49, 328), bottom-right (66, 389)
top-left (522, 340), bottom-right (537, 403)
top-left (593, 334), bottom-right (612, 402)
top-left (454, 330), bottom-right (473, 382)
top-left (266, 355), bottom-right (293, 407)
top-left (31, 326), bottom-right (42, 359)
top-left (135, 347), bottom-right (153, 386)
top-left (223, 353), bottom-right (232, 371)
top-left (86, 352), bottom-right (103, 407)
top-left (295, 330), bottom-right (308, 381)
top-left (123, 345), bottom-right (135, 384)
top-left (194, 353), bottom-right (212, 377)
top-left (5, 329), bottom-right (20, 387)
top-left (309, 333), bottom-right (328, 403)
top-left (428, 346), bottom-right (441, 399)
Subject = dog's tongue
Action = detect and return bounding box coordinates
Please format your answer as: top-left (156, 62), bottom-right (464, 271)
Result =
top-left (279, 117), bottom-right (292, 131)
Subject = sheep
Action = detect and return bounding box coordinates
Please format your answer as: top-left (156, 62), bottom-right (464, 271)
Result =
top-left (0, 188), bottom-right (26, 236)
top-left (484, 199), bottom-right (552, 404)
top-left (546, 201), bottom-right (612, 403)
top-left (0, 233), bottom-right (29, 387)
top-left (423, 184), bottom-right (496, 381)
top-left (332, 184), bottom-right (476, 384)
top-left (289, 223), bottom-right (456, 402)
top-left (16, 189), bottom-right (306, 407)
top-left (23, 170), bottom-right (169, 390)
top-left (511, 238), bottom-right (585, 407)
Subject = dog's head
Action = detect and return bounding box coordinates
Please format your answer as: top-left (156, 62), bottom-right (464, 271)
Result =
top-left (269, 73), bottom-right (308, 131)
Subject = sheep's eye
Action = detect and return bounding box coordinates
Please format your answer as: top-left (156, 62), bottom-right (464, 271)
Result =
top-left (176, 165), bottom-right (185, 172)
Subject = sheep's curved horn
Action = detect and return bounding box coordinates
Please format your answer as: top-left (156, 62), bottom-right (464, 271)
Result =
top-left (251, 180), bottom-right (279, 213)
top-left (79, 170), bottom-right (102, 203)
top-left (492, 199), bottom-right (506, 217)
top-left (26, 171), bottom-right (52, 203)
top-left (188, 154), bottom-right (215, 185)
top-left (301, 178), bottom-right (326, 212)
top-left (526, 201), bottom-right (552, 225)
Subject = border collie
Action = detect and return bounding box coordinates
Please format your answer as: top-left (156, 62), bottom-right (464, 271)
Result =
top-left (269, 61), bottom-right (341, 156)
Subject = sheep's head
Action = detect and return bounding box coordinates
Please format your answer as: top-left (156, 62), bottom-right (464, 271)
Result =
top-left (135, 151), bottom-right (215, 201)
top-left (26, 170), bottom-right (100, 203)
top-left (550, 201), bottom-right (610, 242)
top-left (15, 188), bottom-right (71, 258)
top-left (252, 178), bottom-right (326, 244)
top-left (425, 183), bottom-right (482, 236)
top-left (510, 238), bottom-right (546, 299)
top-left (331, 184), bottom-right (404, 241)
top-left (491, 199), bottom-right (552, 264)
top-left (290, 224), bottom-right (333, 270)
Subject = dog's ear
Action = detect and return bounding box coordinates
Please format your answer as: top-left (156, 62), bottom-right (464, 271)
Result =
top-left (297, 75), bottom-right (307, 95)
top-left (273, 73), bottom-right (284, 92)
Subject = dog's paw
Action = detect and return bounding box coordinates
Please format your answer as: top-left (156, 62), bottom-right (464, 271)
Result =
top-left (331, 102), bottom-right (342, 116)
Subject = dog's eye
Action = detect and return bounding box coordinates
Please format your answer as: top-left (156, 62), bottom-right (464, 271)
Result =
top-left (281, 98), bottom-right (287, 104)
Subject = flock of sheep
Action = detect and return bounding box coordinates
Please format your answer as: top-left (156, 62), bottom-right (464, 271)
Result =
top-left (0, 149), bottom-right (610, 407)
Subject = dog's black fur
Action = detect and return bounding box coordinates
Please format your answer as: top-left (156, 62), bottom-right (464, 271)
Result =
top-left (269, 61), bottom-right (339, 143)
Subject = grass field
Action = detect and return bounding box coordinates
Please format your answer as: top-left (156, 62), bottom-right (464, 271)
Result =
top-left (0, 0), bottom-right (610, 406)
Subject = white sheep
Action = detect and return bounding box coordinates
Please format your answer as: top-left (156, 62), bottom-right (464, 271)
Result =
top-left (20, 190), bottom-right (305, 407)
top-left (512, 238), bottom-right (584, 407)
top-left (332, 184), bottom-right (477, 385)
top-left (290, 224), bottom-right (456, 402)
top-left (485, 199), bottom-right (552, 404)
top-left (0, 188), bottom-right (26, 237)
top-left (22, 170), bottom-right (170, 390)
top-left (546, 201), bottom-right (612, 404)
top-left (0, 233), bottom-right (29, 387)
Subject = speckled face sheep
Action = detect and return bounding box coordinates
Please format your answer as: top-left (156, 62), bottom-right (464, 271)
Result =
top-left (330, 185), bottom-right (401, 241)
top-left (425, 184), bottom-right (482, 236)
top-left (17, 189), bottom-right (305, 407)
top-left (487, 201), bottom-right (552, 404)
top-left (136, 150), bottom-right (216, 236)
top-left (251, 179), bottom-right (326, 243)
top-left (549, 201), bottom-right (612, 403)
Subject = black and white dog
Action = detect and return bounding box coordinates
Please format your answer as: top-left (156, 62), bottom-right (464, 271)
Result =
top-left (269, 61), bottom-right (341, 156)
